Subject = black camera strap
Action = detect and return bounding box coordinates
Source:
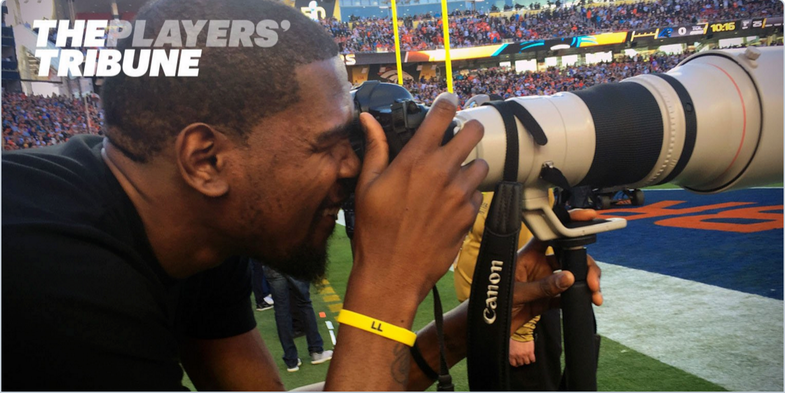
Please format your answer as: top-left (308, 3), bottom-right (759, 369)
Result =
top-left (504, 101), bottom-right (548, 146)
top-left (426, 100), bottom-right (535, 390)
top-left (466, 181), bottom-right (523, 391)
top-left (482, 100), bottom-right (548, 182)
top-left (432, 286), bottom-right (455, 391)
top-left (483, 101), bottom-right (519, 182)
top-left (463, 99), bottom-right (539, 391)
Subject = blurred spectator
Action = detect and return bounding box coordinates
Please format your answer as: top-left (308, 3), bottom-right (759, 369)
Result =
top-left (262, 266), bottom-right (333, 373)
top-left (248, 257), bottom-right (274, 312)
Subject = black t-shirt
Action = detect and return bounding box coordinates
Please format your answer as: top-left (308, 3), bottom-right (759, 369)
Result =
top-left (2, 135), bottom-right (256, 391)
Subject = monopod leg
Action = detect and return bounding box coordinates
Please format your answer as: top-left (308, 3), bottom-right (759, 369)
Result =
top-left (556, 235), bottom-right (598, 391)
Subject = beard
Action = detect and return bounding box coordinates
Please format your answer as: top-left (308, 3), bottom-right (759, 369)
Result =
top-left (249, 189), bottom-right (342, 284)
top-left (259, 231), bottom-right (332, 285)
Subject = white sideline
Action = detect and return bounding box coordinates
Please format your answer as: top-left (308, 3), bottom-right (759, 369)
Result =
top-left (594, 261), bottom-right (784, 391)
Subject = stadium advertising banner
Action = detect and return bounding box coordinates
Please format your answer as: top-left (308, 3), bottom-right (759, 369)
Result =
top-left (721, 16), bottom-right (782, 31)
top-left (544, 32), bottom-right (628, 49)
top-left (404, 44), bottom-right (506, 63)
top-left (655, 23), bottom-right (709, 39)
top-left (342, 52), bottom-right (398, 66)
top-left (629, 23), bottom-right (708, 42)
top-left (739, 17), bottom-right (767, 30)
top-left (708, 20), bottom-right (741, 33)
top-left (498, 32), bottom-right (628, 55)
top-left (353, 32), bottom-right (629, 65)
top-left (630, 17), bottom-right (780, 43)
top-left (706, 18), bottom-right (775, 33)
top-left (628, 28), bottom-right (660, 42)
top-left (364, 63), bottom-right (421, 82)
top-left (762, 16), bottom-right (783, 27)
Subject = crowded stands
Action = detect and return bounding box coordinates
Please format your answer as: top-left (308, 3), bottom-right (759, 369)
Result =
top-left (323, 0), bottom-right (782, 52)
top-left (403, 50), bottom-right (694, 106)
top-left (2, 93), bottom-right (103, 150)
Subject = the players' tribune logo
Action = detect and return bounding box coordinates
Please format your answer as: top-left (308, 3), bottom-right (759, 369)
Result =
top-left (32, 19), bottom-right (291, 78)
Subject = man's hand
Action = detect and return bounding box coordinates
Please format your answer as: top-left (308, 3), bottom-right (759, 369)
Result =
top-left (327, 93), bottom-right (488, 391)
top-left (508, 209), bottom-right (603, 332)
top-left (509, 339), bottom-right (535, 367)
top-left (349, 92), bottom-right (489, 307)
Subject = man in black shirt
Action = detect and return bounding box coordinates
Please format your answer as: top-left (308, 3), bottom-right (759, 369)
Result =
top-left (2, 0), bottom-right (601, 390)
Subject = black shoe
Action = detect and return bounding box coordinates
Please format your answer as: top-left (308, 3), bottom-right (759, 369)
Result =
top-left (255, 301), bottom-right (273, 311)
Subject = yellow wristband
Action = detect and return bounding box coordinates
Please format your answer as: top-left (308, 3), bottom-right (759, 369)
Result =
top-left (336, 309), bottom-right (417, 347)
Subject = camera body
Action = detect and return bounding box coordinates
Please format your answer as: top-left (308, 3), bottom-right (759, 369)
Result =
top-left (350, 80), bottom-right (454, 163)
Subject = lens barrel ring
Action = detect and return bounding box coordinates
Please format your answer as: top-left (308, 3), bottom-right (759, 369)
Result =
top-left (622, 75), bottom-right (685, 187)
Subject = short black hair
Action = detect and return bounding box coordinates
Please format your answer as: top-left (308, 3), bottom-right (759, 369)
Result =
top-left (101, 0), bottom-right (339, 162)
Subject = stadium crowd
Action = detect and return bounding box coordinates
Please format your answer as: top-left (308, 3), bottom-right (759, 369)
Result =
top-left (2, 92), bottom-right (103, 150)
top-left (403, 50), bottom-right (693, 105)
top-left (322, 0), bottom-right (782, 52)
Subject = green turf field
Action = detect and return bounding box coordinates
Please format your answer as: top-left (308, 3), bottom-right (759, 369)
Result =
top-left (183, 228), bottom-right (727, 391)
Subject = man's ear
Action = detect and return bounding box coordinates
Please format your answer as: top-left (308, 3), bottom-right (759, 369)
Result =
top-left (175, 123), bottom-right (232, 198)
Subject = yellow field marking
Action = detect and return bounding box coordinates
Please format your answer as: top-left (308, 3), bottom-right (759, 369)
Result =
top-left (318, 286), bottom-right (336, 295)
top-left (322, 294), bottom-right (341, 303)
top-left (316, 279), bottom-right (343, 316)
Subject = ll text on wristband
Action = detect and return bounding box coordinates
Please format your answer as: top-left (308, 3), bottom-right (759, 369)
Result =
top-left (336, 309), bottom-right (417, 347)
